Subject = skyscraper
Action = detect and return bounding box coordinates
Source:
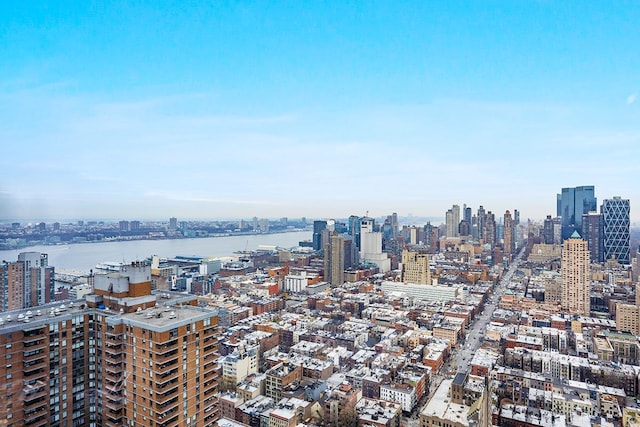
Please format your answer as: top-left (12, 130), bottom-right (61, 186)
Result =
top-left (561, 232), bottom-right (591, 315)
top-left (543, 215), bottom-right (555, 245)
top-left (445, 205), bottom-right (460, 238)
top-left (483, 211), bottom-right (496, 247)
top-left (324, 231), bottom-right (345, 286)
top-left (557, 185), bottom-right (597, 240)
top-left (601, 196), bottom-right (630, 264)
top-left (582, 211), bottom-right (604, 263)
top-left (312, 220), bottom-right (328, 251)
top-left (477, 206), bottom-right (486, 240)
top-left (503, 210), bottom-right (514, 257)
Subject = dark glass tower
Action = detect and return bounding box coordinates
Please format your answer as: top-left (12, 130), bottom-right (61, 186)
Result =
top-left (582, 211), bottom-right (604, 263)
top-left (601, 197), bottom-right (630, 264)
top-left (557, 185), bottom-right (597, 240)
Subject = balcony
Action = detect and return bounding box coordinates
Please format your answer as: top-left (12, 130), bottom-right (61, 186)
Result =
top-left (23, 386), bottom-right (47, 403)
top-left (23, 358), bottom-right (47, 374)
top-left (103, 397), bottom-right (123, 412)
top-left (23, 406), bottom-right (47, 424)
top-left (154, 347), bottom-right (179, 361)
top-left (155, 377), bottom-right (178, 390)
top-left (22, 349), bottom-right (45, 362)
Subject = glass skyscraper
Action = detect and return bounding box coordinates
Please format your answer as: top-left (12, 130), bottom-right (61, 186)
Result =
top-left (557, 185), bottom-right (597, 240)
top-left (601, 196), bottom-right (630, 264)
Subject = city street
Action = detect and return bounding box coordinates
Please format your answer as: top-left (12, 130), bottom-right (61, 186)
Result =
top-left (421, 248), bottom-right (526, 411)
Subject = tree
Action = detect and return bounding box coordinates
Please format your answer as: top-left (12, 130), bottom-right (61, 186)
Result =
top-left (337, 406), bottom-right (358, 427)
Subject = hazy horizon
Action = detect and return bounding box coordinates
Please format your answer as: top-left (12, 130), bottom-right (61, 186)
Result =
top-left (2, 2), bottom-right (639, 221)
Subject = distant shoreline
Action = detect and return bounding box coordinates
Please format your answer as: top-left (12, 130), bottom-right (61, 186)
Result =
top-left (0, 228), bottom-right (312, 252)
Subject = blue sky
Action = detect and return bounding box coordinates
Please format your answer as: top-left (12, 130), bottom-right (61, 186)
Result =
top-left (1, 1), bottom-right (639, 222)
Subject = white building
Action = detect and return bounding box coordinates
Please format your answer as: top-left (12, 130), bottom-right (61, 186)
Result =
top-left (380, 383), bottom-right (417, 412)
top-left (360, 219), bottom-right (391, 273)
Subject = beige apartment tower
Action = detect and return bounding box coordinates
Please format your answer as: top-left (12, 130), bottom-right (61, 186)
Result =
top-left (401, 250), bottom-right (431, 285)
top-left (324, 231), bottom-right (344, 286)
top-left (561, 232), bottom-right (591, 316)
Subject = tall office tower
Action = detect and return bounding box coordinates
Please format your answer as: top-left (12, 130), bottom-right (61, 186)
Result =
top-left (483, 211), bottom-right (496, 246)
top-left (391, 212), bottom-right (399, 236)
top-left (463, 205), bottom-right (472, 227)
top-left (324, 231), bottom-right (345, 286)
top-left (401, 250), bottom-right (431, 285)
top-left (601, 196), bottom-right (631, 264)
top-left (477, 206), bottom-right (486, 240)
top-left (458, 220), bottom-right (470, 237)
top-left (360, 219), bottom-right (391, 273)
top-left (1, 252), bottom-right (54, 312)
top-left (169, 216), bottom-right (178, 230)
top-left (343, 235), bottom-right (359, 269)
top-left (348, 215), bottom-right (361, 249)
top-left (513, 209), bottom-right (520, 225)
top-left (582, 211), bottom-right (604, 263)
top-left (424, 222), bottom-right (437, 250)
top-left (553, 217), bottom-right (563, 244)
top-left (543, 215), bottom-right (555, 244)
top-left (557, 185), bottom-right (597, 240)
top-left (561, 232), bottom-right (591, 315)
top-left (312, 220), bottom-right (328, 251)
top-left (503, 210), bottom-right (514, 256)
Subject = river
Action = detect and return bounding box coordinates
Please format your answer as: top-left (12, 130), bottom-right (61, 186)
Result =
top-left (0, 231), bottom-right (311, 273)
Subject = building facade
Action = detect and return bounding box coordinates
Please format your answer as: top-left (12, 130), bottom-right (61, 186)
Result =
top-left (324, 231), bottom-right (344, 287)
top-left (601, 196), bottom-right (630, 265)
top-left (561, 232), bottom-right (591, 316)
top-left (1, 252), bottom-right (54, 312)
top-left (557, 185), bottom-right (597, 240)
top-left (0, 261), bottom-right (221, 427)
top-left (400, 250), bottom-right (431, 285)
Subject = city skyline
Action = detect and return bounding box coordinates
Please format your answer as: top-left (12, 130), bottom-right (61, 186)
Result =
top-left (1, 2), bottom-right (639, 221)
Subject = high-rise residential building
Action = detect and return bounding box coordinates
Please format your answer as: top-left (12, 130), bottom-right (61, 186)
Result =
top-left (561, 232), bottom-right (591, 316)
top-left (401, 250), bottom-right (431, 285)
top-left (324, 231), bottom-right (345, 286)
top-left (0, 262), bottom-right (221, 427)
top-left (557, 185), bottom-right (597, 240)
top-left (483, 211), bottom-right (496, 247)
top-left (503, 210), bottom-right (514, 257)
top-left (543, 215), bottom-right (555, 244)
top-left (1, 252), bottom-right (54, 312)
top-left (169, 216), bottom-right (178, 230)
top-left (445, 205), bottom-right (460, 238)
top-left (445, 209), bottom-right (455, 238)
top-left (582, 211), bottom-right (604, 263)
top-left (601, 196), bottom-right (631, 265)
top-left (119, 220), bottom-right (130, 232)
top-left (312, 220), bottom-right (328, 251)
top-left (477, 206), bottom-right (486, 240)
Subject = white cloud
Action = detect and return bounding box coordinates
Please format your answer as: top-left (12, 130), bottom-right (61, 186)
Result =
top-left (628, 93), bottom-right (637, 104)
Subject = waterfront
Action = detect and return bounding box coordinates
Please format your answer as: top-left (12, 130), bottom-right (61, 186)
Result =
top-left (0, 231), bottom-right (311, 273)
